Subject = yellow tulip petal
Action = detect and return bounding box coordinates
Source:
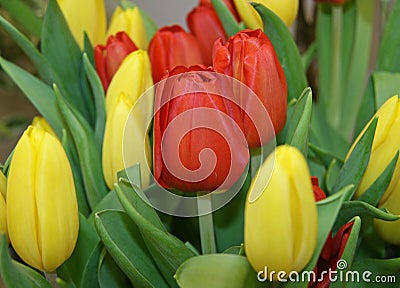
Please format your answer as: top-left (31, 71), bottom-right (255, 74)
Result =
top-left (31, 116), bottom-right (57, 138)
top-left (106, 6), bottom-right (148, 49)
top-left (0, 170), bottom-right (6, 200)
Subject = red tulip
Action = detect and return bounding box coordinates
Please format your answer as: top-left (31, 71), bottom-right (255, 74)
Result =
top-left (94, 32), bottom-right (138, 91)
top-left (213, 29), bottom-right (287, 147)
top-left (153, 65), bottom-right (249, 192)
top-left (309, 222), bottom-right (354, 287)
top-left (200, 0), bottom-right (240, 21)
top-left (312, 176), bottom-right (326, 202)
top-left (148, 25), bottom-right (204, 83)
top-left (187, 2), bottom-right (227, 66)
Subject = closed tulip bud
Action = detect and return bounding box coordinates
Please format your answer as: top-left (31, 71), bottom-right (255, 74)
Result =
top-left (148, 25), bottom-right (204, 83)
top-left (106, 6), bottom-right (147, 50)
top-left (348, 96), bottom-right (400, 201)
top-left (187, 2), bottom-right (227, 66)
top-left (233, 0), bottom-right (299, 28)
top-left (0, 171), bottom-right (7, 241)
top-left (31, 116), bottom-right (57, 138)
top-left (6, 126), bottom-right (79, 271)
top-left (105, 50), bottom-right (154, 127)
top-left (213, 29), bottom-right (287, 146)
top-left (154, 65), bottom-right (249, 192)
top-left (57, 0), bottom-right (106, 48)
top-left (95, 32), bottom-right (138, 91)
top-left (244, 145), bottom-right (317, 277)
top-left (102, 92), bottom-right (151, 189)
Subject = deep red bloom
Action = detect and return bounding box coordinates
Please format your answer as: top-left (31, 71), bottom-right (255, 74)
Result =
top-left (94, 31), bottom-right (138, 91)
top-left (213, 29), bottom-right (287, 147)
top-left (187, 3), bottom-right (227, 66)
top-left (148, 25), bottom-right (204, 83)
top-left (153, 65), bottom-right (249, 192)
top-left (312, 176), bottom-right (327, 202)
top-left (309, 222), bottom-right (354, 287)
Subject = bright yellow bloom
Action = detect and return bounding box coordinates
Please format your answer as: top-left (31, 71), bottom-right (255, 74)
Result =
top-left (7, 126), bottom-right (79, 272)
top-left (106, 6), bottom-right (148, 50)
top-left (0, 171), bottom-right (7, 241)
top-left (31, 116), bottom-right (57, 138)
top-left (102, 93), bottom-right (151, 189)
top-left (348, 96), bottom-right (400, 201)
top-left (244, 145), bottom-right (317, 276)
top-left (105, 49), bottom-right (154, 125)
top-left (57, 0), bottom-right (106, 48)
top-left (233, 0), bottom-right (299, 28)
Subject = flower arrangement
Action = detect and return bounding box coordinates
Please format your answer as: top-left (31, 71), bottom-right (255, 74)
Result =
top-left (0, 0), bottom-right (399, 287)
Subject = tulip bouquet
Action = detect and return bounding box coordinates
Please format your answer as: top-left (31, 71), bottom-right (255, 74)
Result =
top-left (0, 0), bottom-right (400, 287)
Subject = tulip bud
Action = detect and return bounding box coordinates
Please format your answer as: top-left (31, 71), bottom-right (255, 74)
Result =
top-left (0, 171), bottom-right (7, 241)
top-left (244, 145), bottom-right (317, 277)
top-left (148, 25), bottom-right (204, 83)
top-left (106, 6), bottom-right (147, 50)
top-left (154, 65), bottom-right (249, 192)
top-left (105, 50), bottom-right (154, 127)
top-left (102, 92), bottom-right (151, 189)
top-left (233, 0), bottom-right (299, 28)
top-left (57, 0), bottom-right (106, 48)
top-left (95, 32), bottom-right (138, 91)
top-left (348, 96), bottom-right (400, 201)
top-left (312, 176), bottom-right (326, 201)
top-left (31, 116), bottom-right (57, 138)
top-left (7, 126), bottom-right (79, 272)
top-left (213, 29), bottom-right (287, 146)
top-left (187, 2), bottom-right (227, 66)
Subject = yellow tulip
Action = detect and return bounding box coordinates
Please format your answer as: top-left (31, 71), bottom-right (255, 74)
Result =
top-left (244, 145), bottom-right (317, 278)
top-left (233, 0), bottom-right (299, 28)
top-left (105, 49), bottom-right (154, 125)
top-left (0, 171), bottom-right (7, 241)
top-left (57, 0), bottom-right (106, 48)
top-left (348, 96), bottom-right (400, 201)
top-left (7, 126), bottom-right (79, 272)
top-left (31, 116), bottom-right (57, 138)
top-left (102, 93), bottom-right (151, 189)
top-left (106, 6), bottom-right (148, 50)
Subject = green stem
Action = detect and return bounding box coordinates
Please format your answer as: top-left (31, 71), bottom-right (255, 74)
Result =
top-left (197, 192), bottom-right (216, 254)
top-left (328, 5), bottom-right (343, 129)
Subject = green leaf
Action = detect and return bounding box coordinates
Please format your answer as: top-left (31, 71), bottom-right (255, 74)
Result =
top-left (285, 87), bottom-right (312, 156)
top-left (0, 0), bottom-right (42, 37)
top-left (333, 201), bottom-right (400, 233)
top-left (139, 8), bottom-right (158, 42)
top-left (358, 152), bottom-right (399, 206)
top-left (372, 72), bottom-right (400, 109)
top-left (330, 217), bottom-right (361, 288)
top-left (350, 258), bottom-right (400, 287)
top-left (309, 143), bottom-right (344, 168)
top-left (301, 43), bottom-right (316, 72)
top-left (98, 250), bottom-right (131, 288)
top-left (376, 0), bottom-right (400, 73)
top-left (340, 0), bottom-right (374, 137)
top-left (57, 214), bottom-right (100, 288)
top-left (94, 210), bottom-right (169, 288)
top-left (211, 0), bottom-right (241, 37)
top-left (89, 190), bottom-right (124, 221)
top-left (83, 53), bottom-right (106, 150)
top-left (115, 181), bottom-right (196, 287)
top-left (54, 85), bottom-right (108, 209)
top-left (175, 254), bottom-right (261, 288)
top-left (41, 0), bottom-right (93, 122)
top-left (354, 77), bottom-right (376, 139)
top-left (79, 243), bottom-right (102, 288)
top-left (325, 159), bottom-right (341, 194)
top-left (0, 234), bottom-right (52, 288)
top-left (304, 185), bottom-right (353, 271)
top-left (330, 118), bottom-right (377, 200)
top-left (0, 57), bottom-right (63, 137)
top-left (0, 15), bottom-right (56, 84)
top-left (253, 3), bottom-right (308, 101)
